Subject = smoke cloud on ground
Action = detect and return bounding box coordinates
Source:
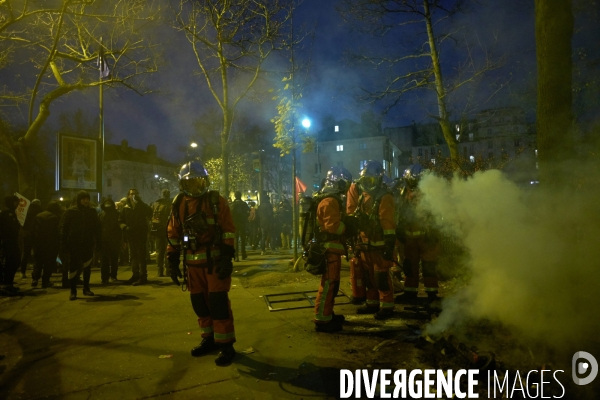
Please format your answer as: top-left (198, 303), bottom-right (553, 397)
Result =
top-left (419, 169), bottom-right (600, 348)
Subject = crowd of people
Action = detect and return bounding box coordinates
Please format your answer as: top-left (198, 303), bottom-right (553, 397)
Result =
top-left (0, 157), bottom-right (435, 366)
top-left (0, 182), bottom-right (295, 300)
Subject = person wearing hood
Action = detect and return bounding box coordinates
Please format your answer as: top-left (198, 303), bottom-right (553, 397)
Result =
top-left (0, 195), bottom-right (21, 294)
top-left (99, 198), bottom-right (124, 283)
top-left (59, 190), bottom-right (101, 300)
top-left (32, 201), bottom-right (63, 288)
top-left (19, 198), bottom-right (42, 279)
top-left (119, 188), bottom-right (152, 285)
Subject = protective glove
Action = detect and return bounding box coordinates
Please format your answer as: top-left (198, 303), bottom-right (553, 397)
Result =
top-left (168, 251), bottom-right (182, 285)
top-left (383, 234), bottom-right (396, 261)
top-left (217, 244), bottom-right (235, 280)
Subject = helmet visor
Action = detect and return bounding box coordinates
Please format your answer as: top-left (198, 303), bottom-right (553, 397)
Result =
top-left (359, 176), bottom-right (379, 192)
top-left (181, 176), bottom-right (209, 197)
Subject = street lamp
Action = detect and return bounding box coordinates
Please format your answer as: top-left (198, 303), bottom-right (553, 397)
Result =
top-left (302, 118), bottom-right (311, 129)
top-left (190, 142), bottom-right (198, 148)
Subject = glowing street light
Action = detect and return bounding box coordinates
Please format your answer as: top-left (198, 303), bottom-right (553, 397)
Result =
top-left (190, 142), bottom-right (198, 148)
top-left (302, 118), bottom-right (311, 129)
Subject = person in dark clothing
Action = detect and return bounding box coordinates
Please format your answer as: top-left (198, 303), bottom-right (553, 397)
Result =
top-left (32, 201), bottom-right (62, 288)
top-left (278, 199), bottom-right (293, 250)
top-left (247, 201), bottom-right (259, 250)
top-left (230, 191), bottom-right (250, 261)
top-left (99, 198), bottom-right (123, 283)
top-left (0, 195), bottom-right (21, 295)
top-left (120, 188), bottom-right (152, 285)
top-left (60, 190), bottom-right (101, 300)
top-left (257, 194), bottom-right (274, 255)
top-left (19, 199), bottom-right (42, 278)
top-left (150, 189), bottom-right (172, 277)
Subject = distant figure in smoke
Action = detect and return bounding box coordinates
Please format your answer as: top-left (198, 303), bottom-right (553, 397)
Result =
top-left (395, 164), bottom-right (440, 303)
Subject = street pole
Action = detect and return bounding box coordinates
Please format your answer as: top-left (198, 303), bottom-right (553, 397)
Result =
top-left (99, 38), bottom-right (105, 201)
top-left (259, 152), bottom-right (263, 203)
top-left (292, 144), bottom-right (298, 261)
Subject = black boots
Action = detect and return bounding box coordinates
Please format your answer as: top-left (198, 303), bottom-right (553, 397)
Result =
top-left (315, 321), bottom-right (343, 333)
top-left (191, 337), bottom-right (236, 366)
top-left (191, 337), bottom-right (218, 357)
top-left (331, 313), bottom-right (345, 323)
top-left (374, 308), bottom-right (394, 320)
top-left (394, 291), bottom-right (419, 304)
top-left (132, 277), bottom-right (148, 286)
top-left (215, 344), bottom-right (236, 366)
top-left (356, 304), bottom-right (380, 314)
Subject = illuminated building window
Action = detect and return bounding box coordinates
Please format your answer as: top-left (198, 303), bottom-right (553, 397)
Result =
top-left (336, 145), bottom-right (344, 151)
top-left (470, 156), bottom-right (475, 163)
top-left (335, 125), bottom-right (339, 132)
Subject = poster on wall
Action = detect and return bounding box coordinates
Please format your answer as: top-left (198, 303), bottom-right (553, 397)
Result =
top-left (57, 135), bottom-right (100, 191)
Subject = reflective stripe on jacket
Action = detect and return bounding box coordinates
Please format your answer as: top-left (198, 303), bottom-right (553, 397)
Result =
top-left (317, 196), bottom-right (345, 254)
top-left (167, 192), bottom-right (235, 265)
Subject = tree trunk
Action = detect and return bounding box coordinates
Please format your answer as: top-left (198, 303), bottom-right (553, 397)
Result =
top-left (221, 106), bottom-right (233, 197)
top-left (423, 0), bottom-right (459, 166)
top-left (15, 143), bottom-right (35, 199)
top-left (535, 0), bottom-right (574, 187)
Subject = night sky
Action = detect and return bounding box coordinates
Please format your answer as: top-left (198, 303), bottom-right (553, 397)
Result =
top-left (34, 0), bottom-right (545, 164)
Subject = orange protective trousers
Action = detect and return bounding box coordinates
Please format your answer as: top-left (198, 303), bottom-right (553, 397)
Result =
top-left (187, 266), bottom-right (235, 344)
top-left (361, 250), bottom-right (394, 309)
top-left (314, 253), bottom-right (341, 323)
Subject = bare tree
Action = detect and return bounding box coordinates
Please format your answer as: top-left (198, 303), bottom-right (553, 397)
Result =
top-left (338, 0), bottom-right (504, 169)
top-left (170, 0), bottom-right (295, 197)
top-left (0, 0), bottom-right (160, 197)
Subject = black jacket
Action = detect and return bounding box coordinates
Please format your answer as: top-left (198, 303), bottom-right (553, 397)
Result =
top-left (100, 200), bottom-right (122, 246)
top-left (257, 201), bottom-right (273, 229)
top-left (33, 205), bottom-right (61, 255)
top-left (230, 199), bottom-right (250, 227)
top-left (60, 204), bottom-right (101, 256)
top-left (0, 207), bottom-right (20, 251)
top-left (120, 198), bottom-right (152, 238)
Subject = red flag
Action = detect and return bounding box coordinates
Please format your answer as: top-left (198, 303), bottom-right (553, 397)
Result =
top-left (295, 176), bottom-right (307, 203)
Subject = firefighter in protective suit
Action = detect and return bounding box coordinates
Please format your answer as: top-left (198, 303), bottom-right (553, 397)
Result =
top-left (394, 164), bottom-right (440, 303)
top-left (167, 161), bottom-right (237, 366)
top-left (347, 160), bottom-right (396, 320)
top-left (346, 181), bottom-right (366, 304)
top-left (312, 166), bottom-right (353, 333)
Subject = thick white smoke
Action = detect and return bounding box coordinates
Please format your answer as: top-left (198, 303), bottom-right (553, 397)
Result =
top-left (419, 169), bottom-right (600, 347)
